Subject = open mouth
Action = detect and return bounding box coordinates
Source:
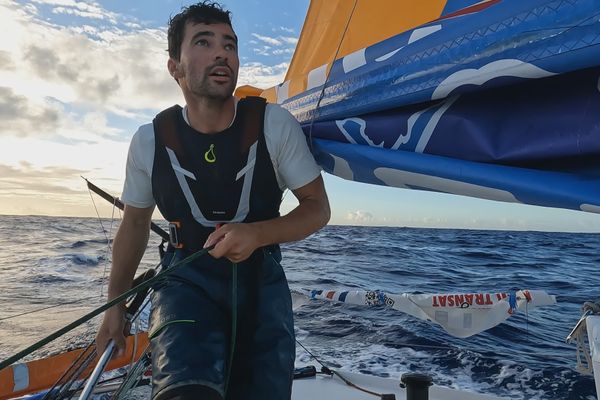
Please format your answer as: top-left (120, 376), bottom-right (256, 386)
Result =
top-left (209, 67), bottom-right (231, 81)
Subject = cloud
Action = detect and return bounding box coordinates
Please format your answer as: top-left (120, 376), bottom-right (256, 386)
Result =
top-left (0, 50), bottom-right (14, 69)
top-left (24, 45), bottom-right (80, 82)
top-left (0, 87), bottom-right (62, 136)
top-left (0, 2), bottom-right (295, 216)
top-left (0, 163), bottom-right (122, 216)
top-left (272, 48), bottom-right (294, 56)
top-left (31, 0), bottom-right (119, 23)
top-left (346, 210), bottom-right (374, 224)
top-left (2, 2), bottom-right (292, 124)
top-left (250, 33), bottom-right (298, 56)
top-left (252, 46), bottom-right (272, 56)
top-left (279, 36), bottom-right (298, 45)
top-left (1, 3), bottom-right (179, 114)
top-left (252, 33), bottom-right (282, 46)
top-left (0, 163), bottom-right (85, 196)
top-left (238, 62), bottom-right (289, 89)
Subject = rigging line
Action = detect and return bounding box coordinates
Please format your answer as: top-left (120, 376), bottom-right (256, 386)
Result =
top-left (41, 344), bottom-right (95, 400)
top-left (44, 345), bottom-right (98, 400)
top-left (44, 281), bottom-right (154, 399)
top-left (87, 185), bottom-right (116, 298)
top-left (88, 188), bottom-right (112, 248)
top-left (0, 268), bottom-right (156, 322)
top-left (295, 339), bottom-right (327, 370)
top-left (129, 293), bottom-right (152, 329)
top-left (126, 293), bottom-right (153, 367)
top-left (83, 177), bottom-right (170, 242)
top-left (305, 0), bottom-right (359, 151)
top-left (0, 296), bottom-right (98, 322)
top-left (112, 352), bottom-right (152, 399)
top-left (54, 351), bottom-right (98, 400)
top-left (0, 246), bottom-right (212, 371)
top-left (100, 196), bottom-right (119, 298)
top-left (110, 283), bottom-right (157, 398)
top-left (295, 339), bottom-right (390, 399)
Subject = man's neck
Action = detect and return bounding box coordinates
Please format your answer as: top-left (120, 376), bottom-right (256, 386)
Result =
top-left (185, 95), bottom-right (236, 134)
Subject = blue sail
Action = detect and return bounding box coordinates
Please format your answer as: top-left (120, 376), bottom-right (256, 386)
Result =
top-left (276, 0), bottom-right (600, 213)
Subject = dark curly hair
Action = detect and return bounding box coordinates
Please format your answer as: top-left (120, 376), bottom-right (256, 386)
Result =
top-left (168, 1), bottom-right (233, 61)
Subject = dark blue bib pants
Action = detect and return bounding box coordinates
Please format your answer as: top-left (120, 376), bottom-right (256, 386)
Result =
top-left (149, 247), bottom-right (294, 400)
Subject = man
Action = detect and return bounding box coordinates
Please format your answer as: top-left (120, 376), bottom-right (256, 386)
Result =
top-left (95, 2), bottom-right (330, 399)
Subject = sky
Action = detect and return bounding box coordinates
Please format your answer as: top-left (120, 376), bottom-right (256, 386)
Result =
top-left (1, 0), bottom-right (599, 232)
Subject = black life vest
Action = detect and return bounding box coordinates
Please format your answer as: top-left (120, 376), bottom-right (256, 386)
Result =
top-left (151, 97), bottom-right (282, 251)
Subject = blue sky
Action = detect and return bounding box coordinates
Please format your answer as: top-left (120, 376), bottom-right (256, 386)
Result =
top-left (1, 0), bottom-right (600, 232)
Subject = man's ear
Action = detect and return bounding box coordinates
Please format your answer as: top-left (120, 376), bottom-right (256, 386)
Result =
top-left (167, 58), bottom-right (182, 80)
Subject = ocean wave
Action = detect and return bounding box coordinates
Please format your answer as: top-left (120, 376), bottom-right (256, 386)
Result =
top-left (62, 253), bottom-right (104, 266)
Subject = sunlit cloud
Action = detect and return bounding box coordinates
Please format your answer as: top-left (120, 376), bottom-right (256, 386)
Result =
top-left (0, 1), bottom-right (294, 216)
top-left (250, 32), bottom-right (297, 56)
top-left (346, 210), bottom-right (374, 224)
top-left (253, 45), bottom-right (272, 56)
top-left (31, 0), bottom-right (119, 23)
top-left (0, 163), bottom-right (85, 195)
top-left (238, 61), bottom-right (289, 89)
top-left (279, 36), bottom-right (298, 45)
top-left (272, 48), bottom-right (294, 55)
top-left (252, 33), bottom-right (282, 46)
top-left (0, 87), bottom-right (61, 137)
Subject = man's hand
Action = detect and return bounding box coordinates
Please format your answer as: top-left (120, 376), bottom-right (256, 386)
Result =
top-left (204, 223), bottom-right (261, 263)
top-left (203, 176), bottom-right (329, 263)
top-left (95, 305), bottom-right (127, 358)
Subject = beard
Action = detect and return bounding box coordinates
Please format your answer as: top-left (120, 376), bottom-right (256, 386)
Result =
top-left (187, 65), bottom-right (237, 101)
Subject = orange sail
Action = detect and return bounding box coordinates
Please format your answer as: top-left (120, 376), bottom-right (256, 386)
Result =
top-left (237, 0), bottom-right (448, 101)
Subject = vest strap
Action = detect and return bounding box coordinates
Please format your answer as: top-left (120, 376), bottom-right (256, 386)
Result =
top-left (239, 96), bottom-right (266, 154)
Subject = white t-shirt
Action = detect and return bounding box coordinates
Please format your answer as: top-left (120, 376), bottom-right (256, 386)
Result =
top-left (121, 102), bottom-right (321, 208)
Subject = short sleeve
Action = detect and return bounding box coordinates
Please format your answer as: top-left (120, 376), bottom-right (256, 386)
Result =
top-left (264, 104), bottom-right (321, 191)
top-left (121, 123), bottom-right (156, 208)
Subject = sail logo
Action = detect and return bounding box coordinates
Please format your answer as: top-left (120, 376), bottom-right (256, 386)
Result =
top-left (365, 290), bottom-right (395, 307)
top-left (431, 293), bottom-right (510, 308)
top-left (334, 95), bottom-right (459, 153)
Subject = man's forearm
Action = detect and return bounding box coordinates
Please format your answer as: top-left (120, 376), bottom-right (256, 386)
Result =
top-left (107, 213), bottom-right (151, 301)
top-left (255, 198), bottom-right (328, 247)
top-left (253, 181), bottom-right (330, 247)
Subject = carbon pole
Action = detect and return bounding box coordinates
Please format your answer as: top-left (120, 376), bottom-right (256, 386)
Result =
top-left (82, 177), bottom-right (170, 242)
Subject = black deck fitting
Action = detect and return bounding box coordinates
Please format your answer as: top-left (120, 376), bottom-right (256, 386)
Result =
top-left (400, 372), bottom-right (433, 400)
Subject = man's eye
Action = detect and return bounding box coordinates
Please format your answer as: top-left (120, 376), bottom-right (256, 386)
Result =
top-left (195, 39), bottom-right (208, 46)
top-left (225, 44), bottom-right (236, 51)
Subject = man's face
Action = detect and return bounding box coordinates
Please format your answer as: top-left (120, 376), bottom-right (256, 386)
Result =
top-left (176, 22), bottom-right (239, 100)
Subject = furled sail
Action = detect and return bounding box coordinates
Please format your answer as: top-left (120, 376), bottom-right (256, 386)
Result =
top-left (293, 288), bottom-right (557, 338)
top-left (237, 0), bottom-right (600, 213)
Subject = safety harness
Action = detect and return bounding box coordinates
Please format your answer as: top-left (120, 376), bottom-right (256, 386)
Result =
top-left (151, 96), bottom-right (281, 252)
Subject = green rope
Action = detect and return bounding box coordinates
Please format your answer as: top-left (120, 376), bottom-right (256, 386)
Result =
top-left (0, 246), bottom-right (213, 371)
top-left (224, 262), bottom-right (238, 396)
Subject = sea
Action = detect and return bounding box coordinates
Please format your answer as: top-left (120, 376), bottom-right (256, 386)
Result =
top-left (0, 214), bottom-right (599, 400)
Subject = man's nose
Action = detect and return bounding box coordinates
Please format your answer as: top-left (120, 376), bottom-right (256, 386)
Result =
top-left (214, 48), bottom-right (228, 62)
